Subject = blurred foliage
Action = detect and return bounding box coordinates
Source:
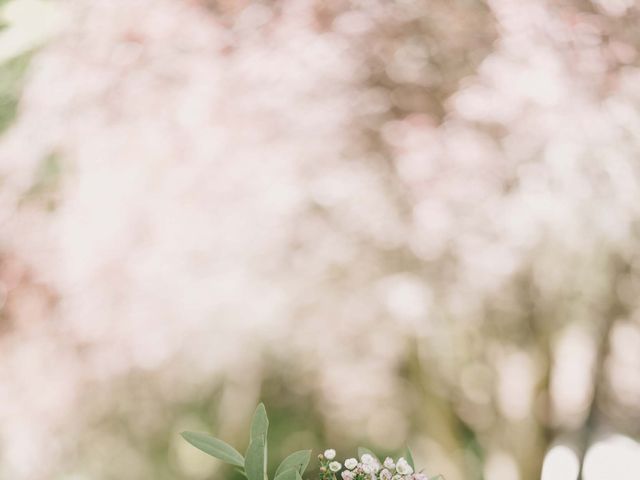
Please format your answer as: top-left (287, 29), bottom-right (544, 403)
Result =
top-left (0, 51), bottom-right (31, 134)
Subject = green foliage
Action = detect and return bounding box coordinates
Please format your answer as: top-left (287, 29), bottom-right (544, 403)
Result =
top-left (0, 51), bottom-right (32, 135)
top-left (246, 431), bottom-right (267, 480)
top-left (246, 403), bottom-right (269, 480)
top-left (250, 403), bottom-right (269, 440)
top-left (181, 403), bottom-right (271, 480)
top-left (181, 404), bottom-right (443, 480)
top-left (274, 467), bottom-right (299, 480)
top-left (275, 450), bottom-right (311, 477)
top-left (180, 431), bottom-right (245, 467)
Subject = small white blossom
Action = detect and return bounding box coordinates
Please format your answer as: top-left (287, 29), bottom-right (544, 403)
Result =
top-left (380, 469), bottom-right (392, 480)
top-left (383, 458), bottom-right (395, 470)
top-left (345, 458), bottom-right (358, 470)
top-left (392, 475), bottom-right (403, 480)
top-left (342, 471), bottom-right (354, 480)
top-left (329, 462), bottom-right (342, 472)
top-left (324, 449), bottom-right (336, 460)
top-left (395, 458), bottom-right (413, 475)
top-left (362, 464), bottom-right (374, 475)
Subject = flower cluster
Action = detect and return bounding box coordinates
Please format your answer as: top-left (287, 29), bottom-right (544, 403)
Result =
top-left (318, 450), bottom-right (429, 480)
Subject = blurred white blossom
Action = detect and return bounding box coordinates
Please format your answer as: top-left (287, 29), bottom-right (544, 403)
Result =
top-left (395, 458), bottom-right (413, 475)
top-left (0, 0), bottom-right (639, 479)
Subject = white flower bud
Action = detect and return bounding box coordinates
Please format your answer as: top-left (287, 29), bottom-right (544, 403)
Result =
top-left (383, 458), bottom-right (395, 470)
top-left (329, 462), bottom-right (342, 472)
top-left (324, 449), bottom-right (336, 460)
top-left (342, 472), bottom-right (354, 480)
top-left (345, 458), bottom-right (358, 470)
top-left (362, 464), bottom-right (374, 474)
top-left (395, 458), bottom-right (413, 475)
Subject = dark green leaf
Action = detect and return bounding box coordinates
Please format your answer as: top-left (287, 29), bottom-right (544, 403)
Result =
top-left (275, 450), bottom-right (312, 477)
top-left (181, 431), bottom-right (245, 467)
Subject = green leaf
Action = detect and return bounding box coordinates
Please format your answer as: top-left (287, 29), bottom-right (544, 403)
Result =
top-left (246, 404), bottom-right (268, 480)
top-left (404, 447), bottom-right (415, 470)
top-left (274, 468), bottom-right (298, 480)
top-left (236, 468), bottom-right (249, 478)
top-left (250, 403), bottom-right (269, 441)
top-left (358, 447), bottom-right (379, 462)
top-left (245, 433), bottom-right (267, 480)
top-left (181, 431), bottom-right (245, 467)
top-left (296, 471), bottom-right (303, 480)
top-left (275, 450), bottom-right (312, 477)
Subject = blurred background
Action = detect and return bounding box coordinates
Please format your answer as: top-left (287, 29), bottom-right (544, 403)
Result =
top-left (1, 0), bottom-right (640, 479)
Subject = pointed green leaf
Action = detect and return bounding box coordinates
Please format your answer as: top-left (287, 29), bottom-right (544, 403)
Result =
top-left (358, 447), bottom-right (379, 462)
top-left (404, 447), bottom-right (415, 470)
top-left (245, 433), bottom-right (267, 480)
top-left (250, 403), bottom-right (269, 441)
top-left (275, 468), bottom-right (298, 480)
top-left (181, 431), bottom-right (245, 467)
top-left (296, 471), bottom-right (303, 480)
top-left (275, 450), bottom-right (312, 478)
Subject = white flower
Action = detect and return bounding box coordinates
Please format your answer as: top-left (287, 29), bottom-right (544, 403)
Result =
top-left (395, 458), bottom-right (413, 475)
top-left (342, 471), bottom-right (355, 480)
top-left (380, 469), bottom-right (392, 480)
top-left (383, 458), bottom-right (395, 470)
top-left (362, 464), bottom-right (374, 474)
top-left (360, 454), bottom-right (381, 473)
top-left (345, 458), bottom-right (358, 470)
top-left (329, 462), bottom-right (342, 472)
top-left (392, 475), bottom-right (403, 480)
top-left (324, 449), bottom-right (337, 460)
top-left (361, 454), bottom-right (375, 465)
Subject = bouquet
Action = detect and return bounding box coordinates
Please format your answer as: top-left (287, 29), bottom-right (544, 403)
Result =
top-left (181, 404), bottom-right (443, 480)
